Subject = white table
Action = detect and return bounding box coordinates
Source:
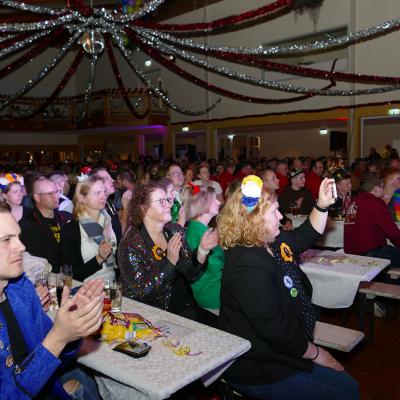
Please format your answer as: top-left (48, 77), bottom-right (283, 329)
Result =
top-left (75, 297), bottom-right (251, 400)
top-left (300, 249), bottom-right (390, 309)
top-left (291, 217), bottom-right (400, 249)
top-left (290, 215), bottom-right (344, 248)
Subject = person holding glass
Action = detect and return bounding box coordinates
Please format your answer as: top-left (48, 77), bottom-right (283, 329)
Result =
top-left (0, 202), bottom-right (104, 399)
top-left (60, 174), bottom-right (116, 282)
top-left (217, 175), bottom-right (359, 400)
top-left (118, 180), bottom-right (218, 322)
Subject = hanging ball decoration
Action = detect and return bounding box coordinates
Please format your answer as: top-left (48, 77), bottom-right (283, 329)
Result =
top-left (80, 30), bottom-right (105, 55)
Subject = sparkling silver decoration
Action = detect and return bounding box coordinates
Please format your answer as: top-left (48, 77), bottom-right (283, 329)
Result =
top-left (137, 30), bottom-right (400, 96)
top-left (0, 31), bottom-right (81, 112)
top-left (0, 30), bottom-right (51, 61)
top-left (94, 0), bottom-right (166, 23)
top-left (113, 32), bottom-right (221, 115)
top-left (0, 0), bottom-right (66, 15)
top-left (1, 0), bottom-right (400, 117)
top-left (0, 13), bottom-right (77, 32)
top-left (80, 55), bottom-right (98, 121)
top-left (80, 30), bottom-right (105, 55)
top-left (0, 33), bottom-right (17, 42)
top-left (136, 16), bottom-right (400, 56)
top-left (110, 96), bottom-right (143, 111)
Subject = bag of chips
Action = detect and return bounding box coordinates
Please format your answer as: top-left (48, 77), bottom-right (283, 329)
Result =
top-left (100, 312), bottom-right (161, 343)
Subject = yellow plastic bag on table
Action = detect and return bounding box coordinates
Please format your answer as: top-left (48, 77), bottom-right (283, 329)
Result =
top-left (100, 312), bottom-right (160, 343)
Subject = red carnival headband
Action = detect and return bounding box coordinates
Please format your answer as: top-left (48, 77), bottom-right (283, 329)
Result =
top-left (187, 182), bottom-right (200, 196)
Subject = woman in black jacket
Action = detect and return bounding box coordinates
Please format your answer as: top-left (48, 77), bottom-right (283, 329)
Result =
top-left (118, 180), bottom-right (218, 323)
top-left (217, 175), bottom-right (359, 400)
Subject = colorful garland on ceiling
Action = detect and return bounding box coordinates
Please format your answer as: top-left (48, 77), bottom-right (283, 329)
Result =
top-left (1, 0), bottom-right (400, 121)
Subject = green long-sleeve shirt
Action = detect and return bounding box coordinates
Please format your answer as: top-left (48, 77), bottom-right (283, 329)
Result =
top-left (186, 220), bottom-right (224, 309)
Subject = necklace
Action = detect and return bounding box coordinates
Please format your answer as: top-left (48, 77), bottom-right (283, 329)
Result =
top-left (152, 244), bottom-right (167, 260)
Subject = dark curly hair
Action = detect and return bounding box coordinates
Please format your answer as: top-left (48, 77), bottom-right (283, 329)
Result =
top-left (129, 180), bottom-right (167, 228)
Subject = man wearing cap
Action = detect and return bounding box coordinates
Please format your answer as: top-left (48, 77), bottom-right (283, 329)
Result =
top-left (344, 173), bottom-right (400, 266)
top-left (331, 168), bottom-right (353, 218)
top-left (278, 169), bottom-right (314, 216)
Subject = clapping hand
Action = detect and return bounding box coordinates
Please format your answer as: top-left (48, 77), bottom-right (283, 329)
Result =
top-left (199, 228), bottom-right (219, 251)
top-left (60, 279), bottom-right (104, 311)
top-left (43, 286), bottom-right (105, 357)
top-left (97, 241), bottom-right (113, 263)
top-left (121, 189), bottom-right (133, 210)
top-left (177, 207), bottom-right (186, 227)
top-left (167, 233), bottom-right (182, 265)
top-left (53, 291), bottom-right (104, 342)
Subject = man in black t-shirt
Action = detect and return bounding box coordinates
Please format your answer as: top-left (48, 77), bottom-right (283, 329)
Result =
top-left (19, 179), bottom-right (71, 272)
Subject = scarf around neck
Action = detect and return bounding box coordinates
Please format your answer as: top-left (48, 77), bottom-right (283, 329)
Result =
top-left (79, 210), bottom-right (110, 245)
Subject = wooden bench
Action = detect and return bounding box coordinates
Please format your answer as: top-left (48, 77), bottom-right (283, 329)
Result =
top-left (314, 321), bottom-right (364, 352)
top-left (359, 281), bottom-right (400, 300)
top-left (387, 268), bottom-right (400, 280)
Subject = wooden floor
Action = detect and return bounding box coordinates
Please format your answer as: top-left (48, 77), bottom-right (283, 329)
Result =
top-left (171, 304), bottom-right (400, 400)
top-left (322, 305), bottom-right (400, 400)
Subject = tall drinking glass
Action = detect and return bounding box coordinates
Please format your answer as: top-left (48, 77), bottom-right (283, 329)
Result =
top-left (60, 264), bottom-right (73, 290)
top-left (56, 274), bottom-right (64, 307)
top-left (110, 279), bottom-right (122, 313)
top-left (35, 272), bottom-right (49, 288)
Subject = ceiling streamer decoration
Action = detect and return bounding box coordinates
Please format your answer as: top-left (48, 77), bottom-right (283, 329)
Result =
top-left (1, 0), bottom-right (400, 119)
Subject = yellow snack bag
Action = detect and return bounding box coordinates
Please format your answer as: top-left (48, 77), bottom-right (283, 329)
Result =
top-left (100, 312), bottom-right (160, 343)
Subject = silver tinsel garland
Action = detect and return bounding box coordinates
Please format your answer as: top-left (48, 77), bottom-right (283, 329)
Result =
top-left (1, 0), bottom-right (400, 116)
top-left (136, 29), bottom-right (400, 96)
top-left (0, 13), bottom-right (79, 32)
top-left (112, 32), bottom-right (221, 116)
top-left (0, 33), bottom-right (17, 42)
top-left (0, 30), bottom-right (51, 60)
top-left (137, 16), bottom-right (400, 56)
top-left (94, 0), bottom-right (166, 23)
top-left (80, 54), bottom-right (98, 121)
top-left (0, 0), bottom-right (66, 15)
top-left (0, 31), bottom-right (81, 112)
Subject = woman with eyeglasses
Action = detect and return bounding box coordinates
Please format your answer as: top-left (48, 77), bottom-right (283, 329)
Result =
top-left (118, 180), bottom-right (218, 321)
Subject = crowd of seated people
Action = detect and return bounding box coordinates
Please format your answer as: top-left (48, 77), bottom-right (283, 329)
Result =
top-left (0, 145), bottom-right (399, 398)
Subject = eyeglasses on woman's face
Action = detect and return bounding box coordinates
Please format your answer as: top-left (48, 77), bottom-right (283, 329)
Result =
top-left (150, 198), bottom-right (172, 207)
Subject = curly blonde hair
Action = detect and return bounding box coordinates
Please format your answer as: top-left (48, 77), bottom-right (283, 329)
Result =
top-left (217, 187), bottom-right (275, 249)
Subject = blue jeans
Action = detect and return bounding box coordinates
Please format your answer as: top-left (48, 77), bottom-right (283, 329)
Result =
top-left (59, 367), bottom-right (101, 400)
top-left (230, 365), bottom-right (359, 400)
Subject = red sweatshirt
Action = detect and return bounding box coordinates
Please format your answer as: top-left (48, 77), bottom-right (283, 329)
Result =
top-left (276, 172), bottom-right (289, 196)
top-left (344, 192), bottom-right (400, 255)
top-left (305, 170), bottom-right (322, 200)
